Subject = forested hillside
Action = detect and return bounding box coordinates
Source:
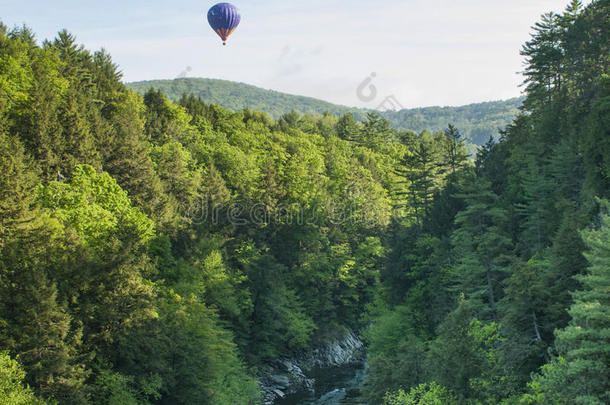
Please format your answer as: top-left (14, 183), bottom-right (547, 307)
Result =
top-left (365, 0), bottom-right (610, 404)
top-left (127, 78), bottom-right (523, 146)
top-left (0, 22), bottom-right (448, 405)
top-left (382, 97), bottom-right (524, 146)
top-left (0, 0), bottom-right (608, 404)
top-left (127, 78), bottom-right (365, 120)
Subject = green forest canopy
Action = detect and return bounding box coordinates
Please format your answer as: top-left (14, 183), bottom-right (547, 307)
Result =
top-left (126, 78), bottom-right (524, 146)
top-left (0, 0), bottom-right (608, 404)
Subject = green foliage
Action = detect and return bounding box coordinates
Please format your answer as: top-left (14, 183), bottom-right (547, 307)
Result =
top-left (521, 357), bottom-right (573, 405)
top-left (37, 164), bottom-right (155, 247)
top-left (363, 305), bottom-right (427, 402)
top-left (0, 2), bottom-right (607, 403)
top-left (0, 22), bottom-right (413, 402)
top-left (90, 369), bottom-right (157, 405)
top-left (100, 90), bottom-right (171, 231)
top-left (0, 27), bottom-right (34, 113)
top-left (451, 179), bottom-right (511, 319)
top-left (0, 352), bottom-right (46, 405)
top-left (426, 300), bottom-right (513, 403)
top-left (384, 382), bottom-right (457, 405)
top-left (367, 3), bottom-right (610, 405)
top-left (522, 201), bottom-right (610, 405)
top-left (152, 292), bottom-right (261, 405)
top-left (384, 98), bottom-right (524, 146)
top-left (532, 200), bottom-right (610, 404)
top-left (0, 129), bottom-right (39, 241)
top-left (0, 228), bottom-right (88, 404)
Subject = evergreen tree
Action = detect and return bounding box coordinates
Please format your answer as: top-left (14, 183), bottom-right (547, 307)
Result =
top-left (395, 133), bottom-right (441, 226)
top-left (0, 229), bottom-right (87, 404)
top-left (426, 299), bottom-right (510, 403)
top-left (362, 112), bottom-right (392, 148)
top-left (523, 200), bottom-right (610, 404)
top-left (0, 130), bottom-right (38, 245)
top-left (451, 179), bottom-right (511, 320)
top-left (514, 152), bottom-right (554, 254)
top-left (553, 200), bottom-right (610, 403)
top-left (440, 124), bottom-right (469, 177)
top-left (521, 11), bottom-right (564, 103)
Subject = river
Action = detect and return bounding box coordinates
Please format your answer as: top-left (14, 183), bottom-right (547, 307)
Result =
top-left (274, 363), bottom-right (367, 405)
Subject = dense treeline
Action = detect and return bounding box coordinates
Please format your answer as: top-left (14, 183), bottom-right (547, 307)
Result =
top-left (365, 1), bottom-right (609, 404)
top-left (0, 21), bottom-right (467, 404)
top-left (127, 78), bottom-right (523, 147)
top-left (382, 97), bottom-right (523, 147)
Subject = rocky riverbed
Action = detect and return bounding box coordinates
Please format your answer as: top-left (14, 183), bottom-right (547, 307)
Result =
top-left (273, 363), bottom-right (366, 405)
top-left (259, 331), bottom-right (365, 404)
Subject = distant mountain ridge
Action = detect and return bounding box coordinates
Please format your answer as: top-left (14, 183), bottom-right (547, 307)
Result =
top-left (382, 97), bottom-right (523, 145)
top-left (126, 78), bottom-right (523, 145)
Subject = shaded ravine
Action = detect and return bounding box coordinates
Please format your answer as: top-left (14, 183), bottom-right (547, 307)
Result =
top-left (260, 332), bottom-right (367, 404)
top-left (274, 362), bottom-right (367, 405)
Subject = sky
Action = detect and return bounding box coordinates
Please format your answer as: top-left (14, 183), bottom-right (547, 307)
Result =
top-left (1, 0), bottom-right (588, 109)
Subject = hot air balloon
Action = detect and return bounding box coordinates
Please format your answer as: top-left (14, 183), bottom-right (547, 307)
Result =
top-left (207, 2), bottom-right (241, 46)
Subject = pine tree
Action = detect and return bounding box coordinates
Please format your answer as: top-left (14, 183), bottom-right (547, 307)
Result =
top-left (581, 75), bottom-right (610, 199)
top-left (546, 132), bottom-right (584, 204)
top-left (335, 113), bottom-right (362, 143)
top-left (515, 152), bottom-right (554, 254)
top-left (499, 255), bottom-right (551, 376)
top-left (441, 124), bottom-right (469, 177)
top-left (0, 130), bottom-right (39, 245)
top-left (544, 210), bottom-right (588, 331)
top-left (451, 178), bottom-right (511, 320)
top-left (523, 200), bottom-right (610, 404)
top-left (362, 112), bottom-right (392, 148)
top-left (0, 230), bottom-right (87, 404)
top-left (102, 91), bottom-right (173, 229)
top-left (395, 133), bottom-right (440, 226)
top-left (554, 199), bottom-right (610, 403)
top-left (521, 11), bottom-right (565, 104)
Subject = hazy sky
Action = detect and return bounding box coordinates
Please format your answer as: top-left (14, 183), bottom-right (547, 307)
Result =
top-left (1, 0), bottom-right (586, 108)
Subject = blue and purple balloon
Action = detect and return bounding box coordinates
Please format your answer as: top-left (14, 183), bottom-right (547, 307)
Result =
top-left (207, 2), bottom-right (241, 45)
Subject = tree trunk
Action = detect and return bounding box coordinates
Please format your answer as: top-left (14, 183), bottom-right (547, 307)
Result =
top-left (532, 310), bottom-right (542, 342)
top-left (486, 265), bottom-right (497, 321)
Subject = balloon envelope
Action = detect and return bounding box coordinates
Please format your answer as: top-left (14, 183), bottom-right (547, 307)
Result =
top-left (207, 3), bottom-right (241, 45)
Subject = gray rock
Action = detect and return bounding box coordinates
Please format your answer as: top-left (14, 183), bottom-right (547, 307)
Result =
top-left (299, 331), bottom-right (364, 369)
top-left (258, 330), bottom-right (364, 404)
top-left (271, 389), bottom-right (285, 398)
top-left (269, 374), bottom-right (290, 388)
